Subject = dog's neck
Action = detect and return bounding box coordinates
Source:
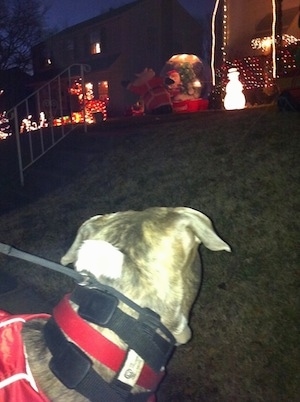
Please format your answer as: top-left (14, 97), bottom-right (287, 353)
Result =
top-left (44, 285), bottom-right (176, 401)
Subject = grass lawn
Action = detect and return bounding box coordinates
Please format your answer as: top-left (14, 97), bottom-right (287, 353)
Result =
top-left (0, 106), bottom-right (299, 401)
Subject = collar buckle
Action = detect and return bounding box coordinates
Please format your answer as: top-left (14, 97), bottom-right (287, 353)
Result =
top-left (78, 289), bottom-right (118, 326)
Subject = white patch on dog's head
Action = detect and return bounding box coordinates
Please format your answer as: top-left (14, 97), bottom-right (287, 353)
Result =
top-left (75, 239), bottom-right (124, 280)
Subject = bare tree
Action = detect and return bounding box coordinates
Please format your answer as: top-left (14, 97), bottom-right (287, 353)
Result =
top-left (0, 0), bottom-right (49, 73)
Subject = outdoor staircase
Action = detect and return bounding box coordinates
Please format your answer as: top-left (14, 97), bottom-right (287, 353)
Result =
top-left (6, 64), bottom-right (90, 187)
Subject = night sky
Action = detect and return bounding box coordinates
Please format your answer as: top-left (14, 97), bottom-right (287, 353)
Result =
top-left (46, 0), bottom-right (215, 31)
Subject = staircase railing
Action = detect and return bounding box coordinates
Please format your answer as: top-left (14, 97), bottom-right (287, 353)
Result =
top-left (7, 64), bottom-right (90, 186)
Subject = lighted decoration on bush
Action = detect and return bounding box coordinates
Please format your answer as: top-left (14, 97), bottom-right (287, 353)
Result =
top-left (68, 80), bottom-right (107, 123)
top-left (0, 111), bottom-right (12, 140)
top-left (161, 54), bottom-right (210, 113)
top-left (0, 90), bottom-right (12, 140)
top-left (19, 111), bottom-right (48, 133)
top-left (20, 115), bottom-right (37, 133)
top-left (224, 68), bottom-right (246, 110)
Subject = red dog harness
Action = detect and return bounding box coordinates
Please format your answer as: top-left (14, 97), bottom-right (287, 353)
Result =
top-left (48, 294), bottom-right (164, 401)
top-left (0, 310), bottom-right (50, 402)
top-left (0, 291), bottom-right (173, 401)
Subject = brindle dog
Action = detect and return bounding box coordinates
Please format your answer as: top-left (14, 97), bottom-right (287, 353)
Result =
top-left (22, 207), bottom-right (230, 401)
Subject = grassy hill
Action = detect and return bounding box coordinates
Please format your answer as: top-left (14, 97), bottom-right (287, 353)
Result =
top-left (0, 106), bottom-right (299, 401)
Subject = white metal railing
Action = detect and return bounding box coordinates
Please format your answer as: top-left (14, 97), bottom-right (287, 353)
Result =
top-left (7, 64), bottom-right (90, 186)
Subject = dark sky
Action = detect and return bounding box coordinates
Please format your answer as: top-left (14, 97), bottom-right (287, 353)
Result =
top-left (46, 0), bottom-right (215, 31)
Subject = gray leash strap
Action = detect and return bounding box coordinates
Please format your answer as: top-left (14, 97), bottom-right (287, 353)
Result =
top-left (0, 242), bottom-right (82, 283)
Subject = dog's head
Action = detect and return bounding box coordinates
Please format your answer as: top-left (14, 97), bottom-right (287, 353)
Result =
top-left (61, 207), bottom-right (230, 344)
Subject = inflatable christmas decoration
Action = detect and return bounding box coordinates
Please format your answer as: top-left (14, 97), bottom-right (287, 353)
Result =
top-left (161, 54), bottom-right (210, 113)
top-left (224, 68), bottom-right (246, 110)
top-left (123, 68), bottom-right (173, 115)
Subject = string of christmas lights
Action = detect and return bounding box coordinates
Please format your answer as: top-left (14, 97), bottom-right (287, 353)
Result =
top-left (219, 47), bottom-right (298, 92)
top-left (222, 0), bottom-right (228, 64)
top-left (211, 0), bottom-right (300, 93)
top-left (251, 34), bottom-right (299, 50)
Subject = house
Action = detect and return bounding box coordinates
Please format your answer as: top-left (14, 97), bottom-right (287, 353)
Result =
top-left (224, 0), bottom-right (299, 60)
top-left (213, 0), bottom-right (300, 104)
top-left (31, 0), bottom-right (204, 117)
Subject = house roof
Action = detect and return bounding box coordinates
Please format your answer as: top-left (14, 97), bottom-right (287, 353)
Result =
top-left (52, 1), bottom-right (140, 38)
top-left (46, 0), bottom-right (197, 39)
top-left (255, 6), bottom-right (299, 36)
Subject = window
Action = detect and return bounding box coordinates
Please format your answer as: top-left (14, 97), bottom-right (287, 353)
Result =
top-left (98, 81), bottom-right (109, 102)
top-left (75, 36), bottom-right (84, 59)
top-left (66, 39), bottom-right (74, 51)
top-left (66, 39), bottom-right (75, 62)
top-left (90, 32), bottom-right (101, 54)
top-left (91, 42), bottom-right (101, 54)
top-left (40, 48), bottom-right (53, 69)
top-left (89, 28), bottom-right (107, 55)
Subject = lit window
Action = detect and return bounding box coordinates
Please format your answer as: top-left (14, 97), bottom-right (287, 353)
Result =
top-left (91, 42), bottom-right (101, 54)
top-left (98, 81), bottom-right (109, 102)
top-left (90, 32), bottom-right (101, 55)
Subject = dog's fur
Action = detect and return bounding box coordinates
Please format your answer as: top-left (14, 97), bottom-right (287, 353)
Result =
top-left (22, 207), bottom-right (230, 401)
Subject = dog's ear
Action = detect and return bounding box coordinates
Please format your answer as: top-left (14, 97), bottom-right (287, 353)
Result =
top-left (174, 207), bottom-right (231, 252)
top-left (75, 239), bottom-right (124, 280)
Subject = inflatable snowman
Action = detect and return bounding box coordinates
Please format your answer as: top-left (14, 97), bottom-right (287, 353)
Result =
top-left (224, 68), bottom-right (246, 110)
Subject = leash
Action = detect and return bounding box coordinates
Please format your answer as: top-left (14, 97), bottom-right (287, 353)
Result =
top-left (0, 241), bottom-right (82, 282)
top-left (0, 241), bottom-right (175, 343)
top-left (0, 241), bottom-right (175, 400)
